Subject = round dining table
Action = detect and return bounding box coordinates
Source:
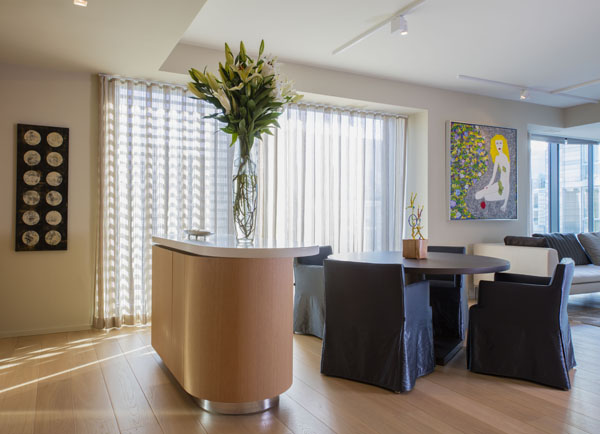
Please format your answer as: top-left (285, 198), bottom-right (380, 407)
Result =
top-left (326, 251), bottom-right (510, 365)
top-left (327, 251), bottom-right (509, 276)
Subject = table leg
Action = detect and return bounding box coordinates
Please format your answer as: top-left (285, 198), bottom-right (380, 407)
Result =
top-left (430, 283), bottom-right (468, 365)
top-left (406, 271), bottom-right (468, 366)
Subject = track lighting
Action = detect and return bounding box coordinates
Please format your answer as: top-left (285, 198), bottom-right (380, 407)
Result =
top-left (456, 74), bottom-right (599, 104)
top-left (332, 0), bottom-right (426, 55)
top-left (74, 0), bottom-right (87, 7)
top-left (391, 15), bottom-right (408, 36)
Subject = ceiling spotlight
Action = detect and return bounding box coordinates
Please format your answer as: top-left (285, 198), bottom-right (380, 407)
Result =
top-left (74, 0), bottom-right (87, 6)
top-left (520, 89), bottom-right (529, 100)
top-left (391, 15), bottom-right (408, 36)
top-left (332, 0), bottom-right (426, 55)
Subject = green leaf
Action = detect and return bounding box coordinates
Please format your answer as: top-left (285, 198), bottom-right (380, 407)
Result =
top-left (239, 41), bottom-right (246, 61)
top-left (225, 42), bottom-right (234, 65)
top-left (259, 39), bottom-right (265, 57)
top-left (229, 132), bottom-right (238, 147)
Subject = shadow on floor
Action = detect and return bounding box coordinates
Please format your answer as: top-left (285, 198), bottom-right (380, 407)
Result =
top-left (568, 293), bottom-right (600, 326)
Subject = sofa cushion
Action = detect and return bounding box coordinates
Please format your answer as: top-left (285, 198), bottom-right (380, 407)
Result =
top-left (577, 232), bottom-right (600, 265)
top-left (572, 264), bottom-right (600, 285)
top-left (504, 236), bottom-right (549, 248)
top-left (532, 233), bottom-right (590, 265)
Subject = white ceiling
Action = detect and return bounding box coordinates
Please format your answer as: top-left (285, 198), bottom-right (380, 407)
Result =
top-left (0, 0), bottom-right (205, 81)
top-left (1, 0), bottom-right (599, 109)
top-left (181, 0), bottom-right (600, 108)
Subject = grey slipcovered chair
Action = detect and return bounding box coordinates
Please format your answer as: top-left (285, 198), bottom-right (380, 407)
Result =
top-left (293, 245), bottom-right (333, 339)
top-left (321, 259), bottom-right (434, 393)
top-left (425, 245), bottom-right (468, 364)
top-left (467, 259), bottom-right (576, 390)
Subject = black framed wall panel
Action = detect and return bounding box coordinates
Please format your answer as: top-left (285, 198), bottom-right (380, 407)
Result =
top-left (15, 124), bottom-right (69, 251)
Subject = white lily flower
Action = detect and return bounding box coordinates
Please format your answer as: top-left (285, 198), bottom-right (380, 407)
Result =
top-left (228, 83), bottom-right (244, 92)
top-left (215, 88), bottom-right (231, 114)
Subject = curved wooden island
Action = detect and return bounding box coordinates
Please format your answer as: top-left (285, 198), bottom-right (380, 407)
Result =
top-left (151, 235), bottom-right (318, 414)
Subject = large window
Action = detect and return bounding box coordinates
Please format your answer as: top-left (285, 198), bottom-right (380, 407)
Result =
top-left (530, 136), bottom-right (599, 234)
top-left (95, 76), bottom-right (406, 327)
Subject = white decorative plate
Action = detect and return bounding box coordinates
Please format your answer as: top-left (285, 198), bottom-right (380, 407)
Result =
top-left (184, 229), bottom-right (213, 238)
top-left (24, 130), bottom-right (41, 146)
top-left (46, 171), bottom-right (63, 186)
top-left (47, 132), bottom-right (64, 148)
top-left (46, 152), bottom-right (63, 167)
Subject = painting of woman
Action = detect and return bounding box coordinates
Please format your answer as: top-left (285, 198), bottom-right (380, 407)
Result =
top-left (475, 135), bottom-right (510, 211)
top-left (449, 122), bottom-right (517, 220)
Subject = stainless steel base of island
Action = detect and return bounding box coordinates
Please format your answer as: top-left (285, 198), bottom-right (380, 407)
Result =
top-left (151, 245), bottom-right (294, 415)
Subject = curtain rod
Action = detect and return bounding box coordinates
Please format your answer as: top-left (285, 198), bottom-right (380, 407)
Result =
top-left (295, 102), bottom-right (407, 119)
top-left (99, 73), bottom-right (187, 90)
top-left (100, 74), bottom-right (407, 119)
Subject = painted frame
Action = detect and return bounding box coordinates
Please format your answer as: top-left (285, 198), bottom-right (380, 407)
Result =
top-left (447, 121), bottom-right (517, 220)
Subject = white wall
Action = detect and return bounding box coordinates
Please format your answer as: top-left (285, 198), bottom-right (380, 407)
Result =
top-left (163, 44), bottom-right (564, 247)
top-left (0, 46), bottom-right (566, 335)
top-left (0, 63), bottom-right (97, 337)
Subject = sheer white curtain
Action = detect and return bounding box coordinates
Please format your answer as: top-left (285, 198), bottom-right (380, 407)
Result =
top-left (96, 77), bottom-right (406, 328)
top-left (94, 76), bottom-right (232, 328)
top-left (257, 104), bottom-right (406, 253)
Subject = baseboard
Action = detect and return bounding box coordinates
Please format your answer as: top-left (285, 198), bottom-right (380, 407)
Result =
top-left (0, 323), bottom-right (92, 338)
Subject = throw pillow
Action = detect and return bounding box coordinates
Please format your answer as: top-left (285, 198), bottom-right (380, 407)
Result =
top-left (577, 232), bottom-right (600, 265)
top-left (532, 233), bottom-right (590, 265)
top-left (504, 236), bottom-right (549, 248)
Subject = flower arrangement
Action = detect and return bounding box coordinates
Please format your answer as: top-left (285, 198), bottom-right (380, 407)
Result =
top-left (187, 40), bottom-right (302, 149)
top-left (187, 40), bottom-right (301, 243)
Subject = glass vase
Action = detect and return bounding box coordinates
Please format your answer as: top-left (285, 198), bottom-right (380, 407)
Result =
top-left (232, 137), bottom-right (258, 245)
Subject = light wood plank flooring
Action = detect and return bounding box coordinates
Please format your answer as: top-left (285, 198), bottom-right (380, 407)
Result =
top-left (0, 324), bottom-right (599, 434)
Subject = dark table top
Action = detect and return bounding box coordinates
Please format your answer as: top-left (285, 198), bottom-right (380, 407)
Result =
top-left (327, 251), bottom-right (510, 275)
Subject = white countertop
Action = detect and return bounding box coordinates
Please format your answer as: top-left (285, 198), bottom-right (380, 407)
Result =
top-left (152, 234), bottom-right (319, 259)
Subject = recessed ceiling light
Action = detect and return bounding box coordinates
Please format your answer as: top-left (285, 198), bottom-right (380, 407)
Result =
top-left (74, 0), bottom-right (87, 7)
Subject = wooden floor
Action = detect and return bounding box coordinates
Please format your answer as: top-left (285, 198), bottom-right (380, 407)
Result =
top-left (0, 324), bottom-right (599, 434)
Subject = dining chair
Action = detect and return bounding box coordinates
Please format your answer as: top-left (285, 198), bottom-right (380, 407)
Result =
top-left (321, 259), bottom-right (434, 393)
top-left (467, 259), bottom-right (576, 390)
top-left (293, 245), bottom-right (333, 339)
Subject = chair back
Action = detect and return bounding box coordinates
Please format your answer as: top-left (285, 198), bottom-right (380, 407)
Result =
top-left (427, 245), bottom-right (466, 284)
top-left (324, 260), bottom-right (406, 332)
top-left (297, 245), bottom-right (333, 266)
top-left (552, 258), bottom-right (574, 329)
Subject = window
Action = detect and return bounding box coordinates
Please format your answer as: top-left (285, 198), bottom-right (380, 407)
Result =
top-left (559, 144), bottom-right (588, 233)
top-left (95, 76), bottom-right (406, 327)
top-left (530, 136), bottom-right (599, 234)
top-left (530, 140), bottom-right (549, 233)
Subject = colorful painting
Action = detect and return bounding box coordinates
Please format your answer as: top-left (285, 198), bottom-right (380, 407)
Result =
top-left (448, 121), bottom-right (517, 220)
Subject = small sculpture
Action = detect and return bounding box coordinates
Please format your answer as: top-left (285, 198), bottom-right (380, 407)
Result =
top-left (403, 193), bottom-right (427, 259)
top-left (406, 193), bottom-right (425, 240)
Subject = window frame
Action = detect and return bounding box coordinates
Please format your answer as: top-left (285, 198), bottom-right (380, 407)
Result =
top-left (530, 134), bottom-right (600, 233)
